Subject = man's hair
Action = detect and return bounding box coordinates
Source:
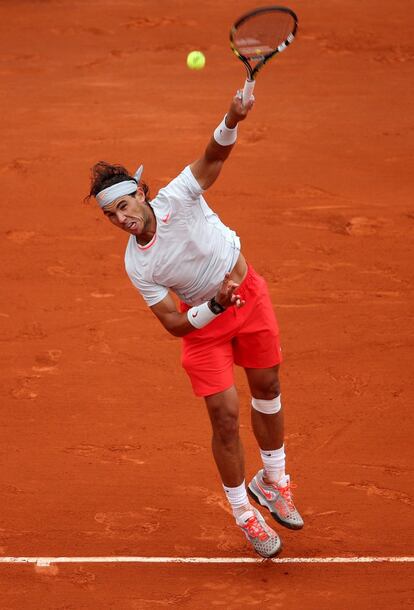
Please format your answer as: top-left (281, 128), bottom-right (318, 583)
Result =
top-left (87, 161), bottom-right (150, 201)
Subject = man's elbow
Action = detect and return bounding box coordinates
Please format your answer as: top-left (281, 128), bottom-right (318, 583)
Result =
top-left (152, 307), bottom-right (194, 338)
top-left (167, 326), bottom-right (184, 338)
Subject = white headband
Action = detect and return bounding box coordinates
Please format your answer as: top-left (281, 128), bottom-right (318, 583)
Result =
top-left (96, 165), bottom-right (144, 209)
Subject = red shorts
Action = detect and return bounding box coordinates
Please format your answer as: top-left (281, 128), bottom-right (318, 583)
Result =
top-left (180, 265), bottom-right (282, 397)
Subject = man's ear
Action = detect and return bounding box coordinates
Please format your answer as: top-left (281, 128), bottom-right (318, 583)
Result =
top-left (135, 187), bottom-right (146, 202)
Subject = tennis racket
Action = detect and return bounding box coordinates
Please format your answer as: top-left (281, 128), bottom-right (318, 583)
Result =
top-left (230, 6), bottom-right (298, 104)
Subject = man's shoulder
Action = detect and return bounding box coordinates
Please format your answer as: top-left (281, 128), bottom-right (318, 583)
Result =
top-left (154, 166), bottom-right (204, 204)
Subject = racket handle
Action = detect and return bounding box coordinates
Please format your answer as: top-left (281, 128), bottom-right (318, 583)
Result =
top-left (242, 79), bottom-right (255, 105)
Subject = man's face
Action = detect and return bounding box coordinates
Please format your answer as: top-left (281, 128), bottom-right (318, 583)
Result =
top-left (102, 188), bottom-right (149, 237)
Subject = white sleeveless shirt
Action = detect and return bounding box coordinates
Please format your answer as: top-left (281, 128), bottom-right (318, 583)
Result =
top-left (124, 166), bottom-right (241, 306)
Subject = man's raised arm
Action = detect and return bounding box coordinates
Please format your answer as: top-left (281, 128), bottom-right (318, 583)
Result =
top-left (190, 92), bottom-right (254, 191)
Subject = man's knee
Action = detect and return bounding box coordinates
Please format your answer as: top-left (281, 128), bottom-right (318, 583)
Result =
top-left (247, 365), bottom-right (281, 400)
top-left (254, 377), bottom-right (280, 400)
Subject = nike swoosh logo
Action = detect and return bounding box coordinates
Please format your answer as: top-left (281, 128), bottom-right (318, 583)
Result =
top-left (257, 482), bottom-right (274, 501)
top-left (192, 312), bottom-right (198, 318)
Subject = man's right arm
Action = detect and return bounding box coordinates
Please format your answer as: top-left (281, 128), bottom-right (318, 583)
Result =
top-left (150, 293), bottom-right (194, 337)
top-left (150, 274), bottom-right (245, 337)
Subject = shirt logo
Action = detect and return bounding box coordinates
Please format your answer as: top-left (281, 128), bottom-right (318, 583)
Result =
top-left (192, 312), bottom-right (199, 318)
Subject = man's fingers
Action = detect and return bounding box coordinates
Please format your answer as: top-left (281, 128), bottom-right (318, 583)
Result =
top-left (227, 281), bottom-right (239, 291)
top-left (221, 279), bottom-right (239, 296)
top-left (231, 293), bottom-right (245, 307)
top-left (218, 276), bottom-right (245, 307)
top-left (230, 291), bottom-right (238, 301)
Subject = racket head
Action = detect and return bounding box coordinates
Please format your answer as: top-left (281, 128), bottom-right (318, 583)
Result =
top-left (230, 5), bottom-right (298, 79)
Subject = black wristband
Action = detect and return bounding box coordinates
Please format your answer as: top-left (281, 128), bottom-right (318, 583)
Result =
top-left (208, 296), bottom-right (226, 315)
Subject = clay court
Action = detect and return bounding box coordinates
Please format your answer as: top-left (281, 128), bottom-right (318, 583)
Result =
top-left (1, 0), bottom-right (413, 607)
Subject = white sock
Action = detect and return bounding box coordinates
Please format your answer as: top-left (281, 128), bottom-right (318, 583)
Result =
top-left (222, 481), bottom-right (252, 520)
top-left (260, 445), bottom-right (286, 483)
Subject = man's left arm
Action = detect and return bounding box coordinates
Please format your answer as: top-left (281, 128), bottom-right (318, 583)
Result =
top-left (190, 92), bottom-right (254, 191)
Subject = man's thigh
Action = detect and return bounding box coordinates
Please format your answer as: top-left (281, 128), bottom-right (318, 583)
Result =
top-left (181, 339), bottom-right (235, 397)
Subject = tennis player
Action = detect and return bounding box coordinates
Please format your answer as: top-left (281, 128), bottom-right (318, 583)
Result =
top-left (88, 91), bottom-right (303, 558)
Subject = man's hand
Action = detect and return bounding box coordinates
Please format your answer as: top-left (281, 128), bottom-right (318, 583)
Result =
top-left (215, 273), bottom-right (246, 309)
top-left (225, 90), bottom-right (255, 129)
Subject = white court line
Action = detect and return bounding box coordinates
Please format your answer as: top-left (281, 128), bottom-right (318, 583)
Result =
top-left (0, 556), bottom-right (413, 566)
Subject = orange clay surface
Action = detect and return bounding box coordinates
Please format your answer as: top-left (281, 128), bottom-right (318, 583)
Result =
top-left (0, 1), bottom-right (413, 608)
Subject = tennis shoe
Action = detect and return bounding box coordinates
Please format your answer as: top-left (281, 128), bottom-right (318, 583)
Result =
top-left (248, 471), bottom-right (304, 530)
top-left (236, 507), bottom-right (282, 558)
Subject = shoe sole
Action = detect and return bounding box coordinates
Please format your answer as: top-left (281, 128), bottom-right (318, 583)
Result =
top-left (248, 487), bottom-right (304, 531)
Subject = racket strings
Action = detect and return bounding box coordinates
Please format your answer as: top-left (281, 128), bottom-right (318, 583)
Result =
top-left (234, 12), bottom-right (295, 59)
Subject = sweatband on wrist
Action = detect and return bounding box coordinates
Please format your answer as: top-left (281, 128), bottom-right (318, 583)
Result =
top-left (213, 115), bottom-right (238, 146)
top-left (187, 302), bottom-right (218, 329)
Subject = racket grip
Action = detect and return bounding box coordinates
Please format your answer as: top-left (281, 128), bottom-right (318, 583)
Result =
top-left (242, 79), bottom-right (255, 105)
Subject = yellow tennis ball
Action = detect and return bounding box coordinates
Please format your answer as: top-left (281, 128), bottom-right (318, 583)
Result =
top-left (187, 51), bottom-right (205, 70)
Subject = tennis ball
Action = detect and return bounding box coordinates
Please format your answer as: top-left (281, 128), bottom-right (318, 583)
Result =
top-left (187, 51), bottom-right (205, 70)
